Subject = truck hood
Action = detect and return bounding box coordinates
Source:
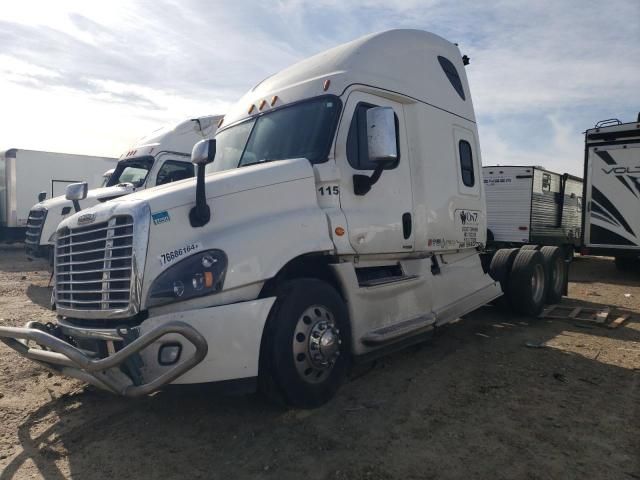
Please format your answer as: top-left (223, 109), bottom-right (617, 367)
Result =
top-left (38, 184), bottom-right (136, 211)
top-left (110, 158), bottom-right (315, 213)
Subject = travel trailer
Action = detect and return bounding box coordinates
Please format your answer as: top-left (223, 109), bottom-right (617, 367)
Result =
top-left (0, 149), bottom-right (116, 241)
top-left (0, 30), bottom-right (568, 408)
top-left (483, 165), bottom-right (583, 257)
top-left (24, 115), bottom-right (222, 260)
top-left (581, 117), bottom-right (640, 270)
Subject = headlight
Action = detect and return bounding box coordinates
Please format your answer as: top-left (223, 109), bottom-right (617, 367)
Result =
top-left (147, 249), bottom-right (227, 307)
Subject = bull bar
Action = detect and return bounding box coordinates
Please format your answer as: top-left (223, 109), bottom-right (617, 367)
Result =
top-left (0, 320), bottom-right (208, 397)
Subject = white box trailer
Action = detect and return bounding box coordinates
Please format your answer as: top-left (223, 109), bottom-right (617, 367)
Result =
top-left (483, 165), bottom-right (583, 255)
top-left (582, 117), bottom-right (640, 270)
top-left (0, 30), bottom-right (570, 408)
top-left (0, 149), bottom-right (116, 240)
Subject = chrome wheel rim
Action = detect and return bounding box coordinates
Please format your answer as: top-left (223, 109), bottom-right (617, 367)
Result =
top-left (531, 263), bottom-right (545, 304)
top-left (292, 305), bottom-right (341, 384)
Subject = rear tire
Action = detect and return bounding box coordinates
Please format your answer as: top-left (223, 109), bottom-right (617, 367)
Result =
top-left (509, 249), bottom-right (547, 316)
top-left (259, 278), bottom-right (351, 409)
top-left (540, 246), bottom-right (565, 304)
top-left (489, 248), bottom-right (519, 308)
top-left (520, 244), bottom-right (539, 251)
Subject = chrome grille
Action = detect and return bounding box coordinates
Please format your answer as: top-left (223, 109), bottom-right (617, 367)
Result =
top-left (55, 216), bottom-right (134, 311)
top-left (25, 208), bottom-right (47, 257)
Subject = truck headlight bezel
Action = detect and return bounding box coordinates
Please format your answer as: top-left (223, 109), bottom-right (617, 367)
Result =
top-left (147, 249), bottom-right (227, 308)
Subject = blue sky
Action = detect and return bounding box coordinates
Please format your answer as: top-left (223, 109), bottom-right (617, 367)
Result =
top-left (1, 0), bottom-right (638, 175)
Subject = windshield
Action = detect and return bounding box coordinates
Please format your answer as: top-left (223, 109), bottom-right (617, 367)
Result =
top-left (206, 96), bottom-right (341, 174)
top-left (106, 157), bottom-right (154, 188)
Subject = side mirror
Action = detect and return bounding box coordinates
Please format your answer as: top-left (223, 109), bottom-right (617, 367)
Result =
top-left (65, 182), bottom-right (88, 213)
top-left (191, 139), bottom-right (216, 166)
top-left (366, 106), bottom-right (398, 164)
top-left (189, 139), bottom-right (216, 227)
top-left (353, 107), bottom-right (398, 196)
top-left (37, 191), bottom-right (46, 202)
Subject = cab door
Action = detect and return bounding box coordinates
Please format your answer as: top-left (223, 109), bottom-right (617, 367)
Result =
top-left (335, 91), bottom-right (414, 254)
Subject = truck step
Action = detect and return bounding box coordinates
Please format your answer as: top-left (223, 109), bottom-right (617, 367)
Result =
top-left (361, 314), bottom-right (436, 346)
top-left (358, 274), bottom-right (418, 288)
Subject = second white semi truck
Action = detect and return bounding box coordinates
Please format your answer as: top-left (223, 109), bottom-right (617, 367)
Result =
top-left (24, 115), bottom-right (222, 260)
top-left (0, 30), bottom-right (567, 408)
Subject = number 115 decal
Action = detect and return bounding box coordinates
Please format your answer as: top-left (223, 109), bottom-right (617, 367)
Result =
top-left (318, 185), bottom-right (339, 196)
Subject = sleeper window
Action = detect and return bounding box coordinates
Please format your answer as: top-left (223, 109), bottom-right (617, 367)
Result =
top-left (347, 103), bottom-right (399, 170)
top-left (438, 56), bottom-right (466, 101)
top-left (458, 140), bottom-right (475, 187)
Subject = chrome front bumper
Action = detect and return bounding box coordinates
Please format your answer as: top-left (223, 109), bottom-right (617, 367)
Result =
top-left (0, 321), bottom-right (208, 397)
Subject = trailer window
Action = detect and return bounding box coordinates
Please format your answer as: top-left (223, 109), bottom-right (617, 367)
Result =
top-left (542, 173), bottom-right (551, 192)
top-left (347, 103), bottom-right (400, 170)
top-left (438, 56), bottom-right (466, 101)
top-left (459, 140), bottom-right (475, 187)
top-left (156, 160), bottom-right (194, 186)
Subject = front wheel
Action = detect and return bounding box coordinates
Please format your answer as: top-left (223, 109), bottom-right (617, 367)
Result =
top-left (259, 278), bottom-right (351, 408)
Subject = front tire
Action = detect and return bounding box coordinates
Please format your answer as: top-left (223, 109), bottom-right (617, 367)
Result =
top-left (259, 278), bottom-right (351, 408)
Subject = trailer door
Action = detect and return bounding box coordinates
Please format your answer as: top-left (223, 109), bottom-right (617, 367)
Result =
top-left (483, 166), bottom-right (533, 243)
top-left (584, 143), bottom-right (640, 250)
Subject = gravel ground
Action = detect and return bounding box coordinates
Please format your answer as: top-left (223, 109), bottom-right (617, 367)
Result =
top-left (0, 245), bottom-right (638, 479)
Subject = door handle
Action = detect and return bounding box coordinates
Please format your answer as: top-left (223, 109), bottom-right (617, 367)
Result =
top-left (402, 212), bottom-right (412, 239)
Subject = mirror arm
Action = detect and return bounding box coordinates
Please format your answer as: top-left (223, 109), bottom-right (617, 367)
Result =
top-left (353, 164), bottom-right (385, 196)
top-left (189, 164), bottom-right (210, 227)
top-left (72, 200), bottom-right (81, 213)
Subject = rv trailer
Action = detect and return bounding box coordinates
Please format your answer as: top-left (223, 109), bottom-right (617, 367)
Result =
top-left (483, 165), bottom-right (583, 257)
top-left (582, 117), bottom-right (640, 270)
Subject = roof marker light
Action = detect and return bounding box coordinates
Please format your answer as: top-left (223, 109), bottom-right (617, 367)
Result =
top-left (271, 95), bottom-right (278, 106)
top-left (259, 99), bottom-right (267, 111)
top-left (323, 79), bottom-right (330, 91)
top-left (217, 117), bottom-right (224, 128)
top-left (248, 104), bottom-right (255, 114)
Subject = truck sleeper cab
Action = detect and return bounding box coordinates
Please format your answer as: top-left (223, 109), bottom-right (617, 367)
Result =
top-left (0, 30), bottom-right (561, 408)
top-left (25, 115), bottom-right (222, 261)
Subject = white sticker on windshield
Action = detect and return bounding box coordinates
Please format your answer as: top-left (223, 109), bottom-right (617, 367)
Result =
top-left (159, 242), bottom-right (202, 268)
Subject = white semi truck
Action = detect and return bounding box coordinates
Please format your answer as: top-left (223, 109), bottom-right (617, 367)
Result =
top-left (24, 115), bottom-right (222, 260)
top-left (581, 116), bottom-right (640, 271)
top-left (0, 149), bottom-right (116, 241)
top-left (0, 30), bottom-right (567, 408)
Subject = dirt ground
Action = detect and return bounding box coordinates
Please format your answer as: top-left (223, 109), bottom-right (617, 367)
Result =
top-left (0, 244), bottom-right (638, 479)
